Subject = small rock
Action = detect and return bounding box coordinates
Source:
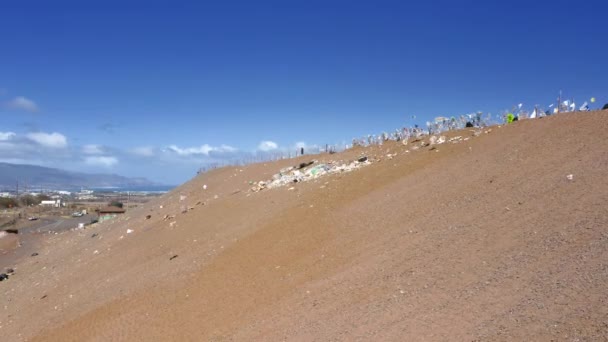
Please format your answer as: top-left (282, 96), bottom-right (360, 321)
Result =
top-left (297, 161), bottom-right (314, 169)
top-left (6, 268), bottom-right (14, 274)
top-left (169, 254), bottom-right (178, 260)
top-left (146, 215), bottom-right (151, 219)
top-left (91, 233), bottom-right (98, 238)
top-left (31, 252), bottom-right (39, 257)
top-left (126, 229), bottom-right (134, 234)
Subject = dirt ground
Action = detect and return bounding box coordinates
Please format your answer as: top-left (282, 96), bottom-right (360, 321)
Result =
top-left (1, 110), bottom-right (608, 341)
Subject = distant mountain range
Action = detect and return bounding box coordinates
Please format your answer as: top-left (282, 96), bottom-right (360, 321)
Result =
top-left (0, 162), bottom-right (158, 190)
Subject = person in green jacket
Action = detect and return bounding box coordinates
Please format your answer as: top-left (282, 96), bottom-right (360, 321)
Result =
top-left (506, 113), bottom-right (515, 123)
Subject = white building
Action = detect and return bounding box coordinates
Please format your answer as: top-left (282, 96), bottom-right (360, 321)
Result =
top-left (40, 199), bottom-right (62, 207)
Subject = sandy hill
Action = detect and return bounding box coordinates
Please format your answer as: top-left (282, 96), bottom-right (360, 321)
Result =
top-left (1, 110), bottom-right (608, 341)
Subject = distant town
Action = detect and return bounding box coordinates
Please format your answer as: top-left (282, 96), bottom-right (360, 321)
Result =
top-left (0, 186), bottom-right (169, 234)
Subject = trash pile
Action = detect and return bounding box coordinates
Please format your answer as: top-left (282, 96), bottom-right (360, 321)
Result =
top-left (250, 157), bottom-right (372, 192)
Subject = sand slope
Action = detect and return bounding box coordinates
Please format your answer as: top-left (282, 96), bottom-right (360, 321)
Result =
top-left (2, 111), bottom-right (608, 341)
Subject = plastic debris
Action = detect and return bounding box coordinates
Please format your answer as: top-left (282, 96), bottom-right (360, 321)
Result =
top-left (566, 174), bottom-right (574, 181)
top-left (251, 158), bottom-right (371, 192)
top-left (126, 229), bottom-right (134, 234)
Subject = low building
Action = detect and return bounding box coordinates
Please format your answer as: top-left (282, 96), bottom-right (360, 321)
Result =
top-left (40, 199), bottom-right (62, 207)
top-left (96, 206), bottom-right (126, 222)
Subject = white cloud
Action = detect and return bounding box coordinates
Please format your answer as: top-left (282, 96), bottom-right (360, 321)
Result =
top-left (84, 156), bottom-right (118, 167)
top-left (218, 144), bottom-right (237, 153)
top-left (82, 144), bottom-right (104, 155)
top-left (258, 140), bottom-right (278, 151)
top-left (26, 132), bottom-right (67, 148)
top-left (131, 146), bottom-right (155, 157)
top-left (7, 96), bottom-right (38, 112)
top-left (166, 144), bottom-right (237, 156)
top-left (0, 132), bottom-right (16, 141)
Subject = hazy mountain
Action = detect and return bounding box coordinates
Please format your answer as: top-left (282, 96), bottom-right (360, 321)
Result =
top-left (0, 162), bottom-right (157, 189)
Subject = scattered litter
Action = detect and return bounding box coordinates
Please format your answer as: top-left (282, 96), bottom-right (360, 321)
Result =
top-left (126, 229), bottom-right (134, 234)
top-left (169, 221), bottom-right (177, 228)
top-left (0, 273), bottom-right (8, 281)
top-left (566, 174), bottom-right (574, 181)
top-left (40, 295), bottom-right (47, 300)
top-left (93, 250), bottom-right (99, 255)
top-left (169, 254), bottom-right (178, 260)
top-left (163, 214), bottom-right (175, 220)
top-left (203, 184), bottom-right (207, 190)
top-left (252, 158), bottom-right (371, 192)
top-left (6, 268), bottom-right (14, 274)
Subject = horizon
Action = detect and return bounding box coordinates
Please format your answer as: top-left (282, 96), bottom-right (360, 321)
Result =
top-left (1, 1), bottom-right (607, 184)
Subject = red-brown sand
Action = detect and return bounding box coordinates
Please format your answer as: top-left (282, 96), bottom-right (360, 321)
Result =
top-left (1, 110), bottom-right (608, 341)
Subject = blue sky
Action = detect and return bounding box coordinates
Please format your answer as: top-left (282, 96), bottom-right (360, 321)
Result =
top-left (1, 0), bottom-right (607, 184)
